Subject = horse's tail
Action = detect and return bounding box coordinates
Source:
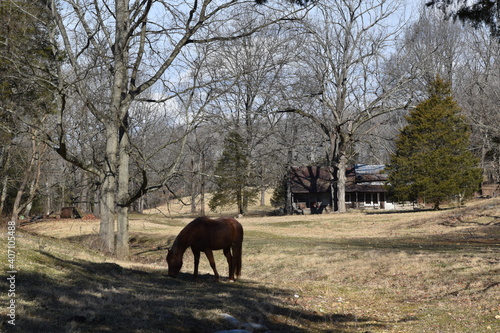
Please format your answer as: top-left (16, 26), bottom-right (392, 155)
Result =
top-left (233, 240), bottom-right (242, 278)
top-left (233, 225), bottom-right (243, 278)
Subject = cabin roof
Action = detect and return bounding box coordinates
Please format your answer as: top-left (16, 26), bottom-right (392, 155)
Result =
top-left (346, 164), bottom-right (388, 193)
top-left (354, 164), bottom-right (385, 174)
top-left (290, 166), bottom-right (333, 194)
top-left (290, 164), bottom-right (389, 194)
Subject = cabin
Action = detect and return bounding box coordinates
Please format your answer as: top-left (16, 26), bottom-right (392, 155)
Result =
top-left (345, 164), bottom-right (392, 209)
top-left (289, 166), bottom-right (334, 214)
top-left (289, 164), bottom-right (392, 213)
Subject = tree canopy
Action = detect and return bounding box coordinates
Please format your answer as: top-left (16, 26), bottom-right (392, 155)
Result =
top-left (387, 77), bottom-right (482, 209)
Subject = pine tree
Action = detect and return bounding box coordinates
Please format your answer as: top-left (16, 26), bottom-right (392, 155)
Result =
top-left (209, 131), bottom-right (258, 215)
top-left (270, 174), bottom-right (287, 208)
top-left (427, 0), bottom-right (500, 38)
top-left (0, 0), bottom-right (57, 115)
top-left (0, 0), bottom-right (60, 219)
top-left (387, 77), bottom-right (482, 209)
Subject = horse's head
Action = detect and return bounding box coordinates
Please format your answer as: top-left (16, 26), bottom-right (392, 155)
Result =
top-left (166, 248), bottom-right (182, 278)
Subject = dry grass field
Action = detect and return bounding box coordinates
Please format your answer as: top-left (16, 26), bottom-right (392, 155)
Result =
top-left (2, 197), bottom-right (500, 332)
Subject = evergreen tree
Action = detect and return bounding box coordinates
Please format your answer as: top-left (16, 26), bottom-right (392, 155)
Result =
top-left (0, 0), bottom-right (57, 118)
top-left (209, 131), bottom-right (258, 215)
top-left (270, 174), bottom-right (287, 208)
top-left (0, 0), bottom-right (60, 219)
top-left (387, 77), bottom-right (482, 209)
top-left (427, 0), bottom-right (500, 38)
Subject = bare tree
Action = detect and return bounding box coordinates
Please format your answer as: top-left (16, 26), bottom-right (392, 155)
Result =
top-left (396, 10), bottom-right (465, 93)
top-left (283, 0), bottom-right (413, 212)
top-left (372, 8), bottom-right (468, 163)
top-left (46, 0), bottom-right (311, 257)
top-left (182, 126), bottom-right (219, 215)
top-left (454, 27), bottom-right (500, 185)
top-left (10, 133), bottom-right (47, 221)
top-left (187, 12), bottom-right (310, 214)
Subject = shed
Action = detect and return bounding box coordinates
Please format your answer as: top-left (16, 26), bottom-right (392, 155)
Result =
top-left (60, 207), bottom-right (82, 219)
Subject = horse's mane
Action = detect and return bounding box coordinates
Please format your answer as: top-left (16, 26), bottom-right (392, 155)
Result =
top-left (170, 217), bottom-right (205, 252)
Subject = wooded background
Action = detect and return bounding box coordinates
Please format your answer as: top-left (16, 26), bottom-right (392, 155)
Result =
top-left (1, 0), bottom-right (499, 256)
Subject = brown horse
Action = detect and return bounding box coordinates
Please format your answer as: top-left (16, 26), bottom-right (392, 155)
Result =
top-left (166, 217), bottom-right (243, 281)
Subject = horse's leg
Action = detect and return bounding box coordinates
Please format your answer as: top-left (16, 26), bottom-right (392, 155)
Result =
top-left (204, 250), bottom-right (219, 281)
top-left (223, 247), bottom-right (234, 281)
top-left (191, 247), bottom-right (200, 278)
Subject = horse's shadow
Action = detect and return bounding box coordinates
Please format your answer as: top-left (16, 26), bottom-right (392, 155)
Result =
top-left (12, 250), bottom-right (388, 333)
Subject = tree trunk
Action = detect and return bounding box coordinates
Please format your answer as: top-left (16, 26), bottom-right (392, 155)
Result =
top-left (116, 206), bottom-right (129, 258)
top-left (286, 152), bottom-right (293, 215)
top-left (0, 144), bottom-right (12, 215)
top-left (24, 157), bottom-right (42, 217)
top-left (200, 184), bottom-right (206, 216)
top-left (11, 157), bottom-right (33, 224)
top-left (190, 157), bottom-right (197, 214)
top-left (328, 131), bottom-right (349, 213)
top-left (336, 154), bottom-right (348, 213)
top-left (111, 0), bottom-right (130, 258)
top-left (0, 174), bottom-right (9, 216)
top-left (243, 194), bottom-right (249, 214)
top-left (190, 193), bottom-right (197, 214)
top-left (100, 125), bottom-right (118, 254)
top-left (99, 185), bottom-right (115, 254)
top-left (81, 172), bottom-right (90, 213)
top-left (11, 138), bottom-right (43, 224)
top-left (200, 151), bottom-right (208, 216)
top-left (260, 187), bottom-right (266, 206)
top-left (200, 153), bottom-right (206, 216)
top-left (237, 187), bottom-right (243, 215)
top-left (116, 115), bottom-right (130, 259)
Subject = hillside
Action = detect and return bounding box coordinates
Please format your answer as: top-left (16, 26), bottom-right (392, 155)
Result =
top-left (1, 198), bottom-right (499, 332)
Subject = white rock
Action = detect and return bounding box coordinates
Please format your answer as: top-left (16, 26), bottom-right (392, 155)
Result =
top-left (217, 313), bottom-right (240, 328)
top-left (240, 322), bottom-right (269, 332)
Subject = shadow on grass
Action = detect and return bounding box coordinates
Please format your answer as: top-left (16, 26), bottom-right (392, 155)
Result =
top-left (8, 251), bottom-right (385, 333)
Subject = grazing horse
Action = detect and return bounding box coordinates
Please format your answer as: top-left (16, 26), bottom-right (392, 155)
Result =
top-left (166, 217), bottom-right (243, 281)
